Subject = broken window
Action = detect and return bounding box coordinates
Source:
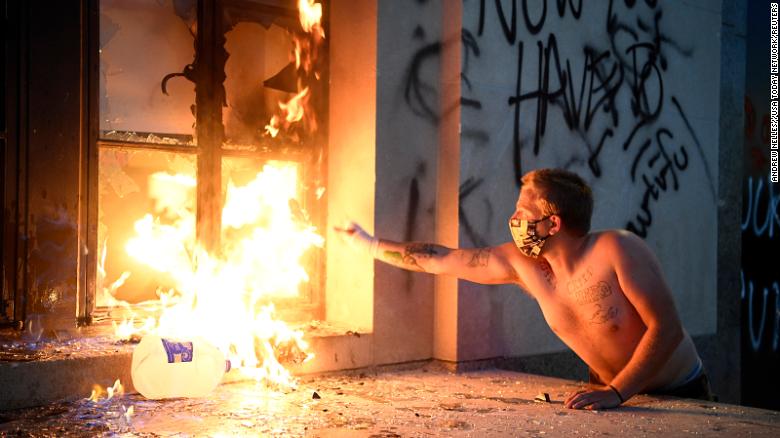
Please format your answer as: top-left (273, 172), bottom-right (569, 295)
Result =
top-left (93, 0), bottom-right (327, 327)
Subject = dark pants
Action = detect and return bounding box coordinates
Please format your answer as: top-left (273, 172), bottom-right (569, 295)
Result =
top-left (588, 368), bottom-right (717, 402)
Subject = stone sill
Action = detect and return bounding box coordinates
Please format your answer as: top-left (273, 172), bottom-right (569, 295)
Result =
top-left (0, 329), bottom-right (372, 411)
top-left (2, 367), bottom-right (779, 436)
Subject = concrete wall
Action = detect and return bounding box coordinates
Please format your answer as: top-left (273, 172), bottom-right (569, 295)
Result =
top-left (370, 0), bottom-right (443, 365)
top-left (327, 0), bottom-right (377, 334)
top-left (456, 0), bottom-right (722, 359)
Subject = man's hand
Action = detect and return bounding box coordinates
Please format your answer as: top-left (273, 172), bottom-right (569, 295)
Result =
top-left (333, 221), bottom-right (379, 257)
top-left (564, 386), bottom-right (623, 410)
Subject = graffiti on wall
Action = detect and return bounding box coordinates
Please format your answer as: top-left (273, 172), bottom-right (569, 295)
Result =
top-left (487, 0), bottom-right (710, 238)
top-left (401, 0), bottom-right (714, 245)
top-left (741, 100), bottom-right (780, 410)
top-left (742, 106), bottom-right (780, 355)
top-left (740, 0), bottom-right (779, 410)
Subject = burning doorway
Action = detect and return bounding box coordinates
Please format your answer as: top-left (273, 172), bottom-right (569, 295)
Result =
top-left (1, 0), bottom-right (378, 396)
top-left (92, 0), bottom-right (329, 382)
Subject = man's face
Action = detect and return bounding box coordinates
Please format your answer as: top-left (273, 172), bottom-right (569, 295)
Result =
top-left (511, 186), bottom-right (547, 223)
top-left (508, 186), bottom-right (554, 258)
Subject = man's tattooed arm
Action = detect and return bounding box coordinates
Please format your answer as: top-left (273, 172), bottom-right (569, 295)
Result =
top-left (372, 240), bottom-right (516, 284)
top-left (378, 242), bottom-right (448, 273)
top-left (465, 248), bottom-right (491, 267)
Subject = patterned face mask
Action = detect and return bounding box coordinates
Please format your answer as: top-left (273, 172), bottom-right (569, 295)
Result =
top-left (508, 215), bottom-right (551, 258)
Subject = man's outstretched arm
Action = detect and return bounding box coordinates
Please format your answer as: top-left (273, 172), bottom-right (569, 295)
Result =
top-left (335, 222), bottom-right (521, 285)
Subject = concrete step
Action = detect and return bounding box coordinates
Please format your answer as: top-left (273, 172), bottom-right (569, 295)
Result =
top-left (1, 330), bottom-right (373, 410)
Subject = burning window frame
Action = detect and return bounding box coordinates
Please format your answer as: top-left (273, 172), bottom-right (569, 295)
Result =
top-left (83, 0), bottom-right (329, 331)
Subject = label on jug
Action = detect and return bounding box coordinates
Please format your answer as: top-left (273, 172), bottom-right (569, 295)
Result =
top-left (161, 338), bottom-right (194, 363)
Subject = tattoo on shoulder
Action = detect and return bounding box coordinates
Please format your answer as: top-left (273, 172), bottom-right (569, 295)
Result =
top-left (467, 248), bottom-right (491, 267)
top-left (589, 304), bottom-right (618, 324)
top-left (571, 281), bottom-right (612, 305)
top-left (538, 259), bottom-right (557, 289)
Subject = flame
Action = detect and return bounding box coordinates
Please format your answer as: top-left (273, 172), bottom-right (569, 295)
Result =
top-left (87, 385), bottom-right (104, 403)
top-left (87, 379), bottom-right (124, 403)
top-left (280, 87), bottom-right (309, 123)
top-left (264, 0), bottom-right (323, 139)
top-left (107, 379), bottom-right (125, 400)
top-left (298, 0), bottom-right (325, 39)
top-left (264, 88), bottom-right (310, 138)
top-left (265, 115), bottom-right (280, 138)
top-left (112, 315), bottom-right (156, 341)
top-left (97, 239), bottom-right (132, 308)
top-left (294, 39), bottom-right (302, 70)
top-left (107, 162), bottom-right (322, 389)
top-left (102, 0), bottom-right (327, 392)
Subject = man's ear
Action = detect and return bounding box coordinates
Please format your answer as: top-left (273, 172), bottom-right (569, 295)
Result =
top-left (549, 215), bottom-right (562, 235)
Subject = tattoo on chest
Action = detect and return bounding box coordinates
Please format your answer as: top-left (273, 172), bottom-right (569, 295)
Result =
top-left (538, 260), bottom-right (556, 289)
top-left (571, 281), bottom-right (612, 305)
top-left (590, 304), bottom-right (618, 324)
top-left (467, 248), bottom-right (491, 267)
top-left (567, 267), bottom-right (593, 292)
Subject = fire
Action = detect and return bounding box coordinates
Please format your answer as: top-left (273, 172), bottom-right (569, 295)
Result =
top-left (99, 0), bottom-right (326, 392)
top-left (298, 0), bottom-right (325, 39)
top-left (264, 0), bottom-right (324, 139)
top-left (106, 162), bottom-right (321, 389)
top-left (97, 242), bottom-right (131, 308)
top-left (107, 379), bottom-right (125, 400)
top-left (123, 405), bottom-right (134, 423)
top-left (264, 87), bottom-right (310, 138)
top-left (265, 115), bottom-right (280, 138)
top-left (280, 87), bottom-right (309, 123)
top-left (87, 385), bottom-right (103, 403)
top-left (87, 379), bottom-right (124, 403)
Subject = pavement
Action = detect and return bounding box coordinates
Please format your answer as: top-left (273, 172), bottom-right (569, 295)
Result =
top-left (1, 365), bottom-right (779, 437)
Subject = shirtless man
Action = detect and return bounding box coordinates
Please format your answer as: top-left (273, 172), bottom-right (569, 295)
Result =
top-left (336, 168), bottom-right (711, 410)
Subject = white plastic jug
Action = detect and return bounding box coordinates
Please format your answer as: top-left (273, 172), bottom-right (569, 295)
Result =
top-left (131, 334), bottom-right (231, 399)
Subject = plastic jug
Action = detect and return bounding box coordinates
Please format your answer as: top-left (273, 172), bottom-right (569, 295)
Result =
top-left (131, 334), bottom-right (231, 399)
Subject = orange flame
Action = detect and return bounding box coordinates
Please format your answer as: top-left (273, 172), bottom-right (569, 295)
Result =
top-left (108, 163), bottom-right (321, 389)
top-left (264, 0), bottom-right (323, 139)
top-left (264, 88), bottom-right (310, 138)
top-left (87, 379), bottom-right (124, 403)
top-left (103, 0), bottom-right (327, 391)
top-left (281, 87), bottom-right (309, 123)
top-left (87, 385), bottom-right (103, 403)
top-left (298, 0), bottom-right (325, 39)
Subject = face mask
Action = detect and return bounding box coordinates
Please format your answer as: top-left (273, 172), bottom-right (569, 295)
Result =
top-left (508, 216), bottom-right (551, 258)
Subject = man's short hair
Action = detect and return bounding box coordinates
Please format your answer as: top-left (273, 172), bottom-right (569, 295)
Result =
top-left (521, 168), bottom-right (593, 236)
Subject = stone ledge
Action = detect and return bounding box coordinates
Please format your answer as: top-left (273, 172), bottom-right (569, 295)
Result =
top-left (2, 368), bottom-right (779, 436)
top-left (0, 331), bottom-right (375, 410)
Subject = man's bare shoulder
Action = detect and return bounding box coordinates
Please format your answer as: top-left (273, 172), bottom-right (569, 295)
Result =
top-left (589, 229), bottom-right (662, 279)
top-left (490, 242), bottom-right (548, 296)
top-left (590, 229), bottom-right (646, 255)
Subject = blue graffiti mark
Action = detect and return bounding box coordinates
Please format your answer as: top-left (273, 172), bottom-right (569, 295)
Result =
top-left (741, 176), bottom-right (780, 239)
top-left (741, 270), bottom-right (780, 352)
